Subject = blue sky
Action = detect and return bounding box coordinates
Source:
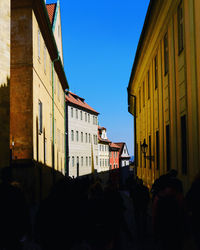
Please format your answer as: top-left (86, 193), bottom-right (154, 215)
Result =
top-left (47, 0), bottom-right (150, 156)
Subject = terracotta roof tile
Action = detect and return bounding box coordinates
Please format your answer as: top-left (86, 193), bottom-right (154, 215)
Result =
top-left (65, 91), bottom-right (99, 115)
top-left (114, 143), bottom-right (125, 155)
top-left (46, 3), bottom-right (57, 25)
top-left (109, 142), bottom-right (120, 149)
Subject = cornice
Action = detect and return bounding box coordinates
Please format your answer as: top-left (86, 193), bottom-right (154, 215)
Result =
top-left (11, 0), bottom-right (69, 90)
top-left (128, 0), bottom-right (179, 95)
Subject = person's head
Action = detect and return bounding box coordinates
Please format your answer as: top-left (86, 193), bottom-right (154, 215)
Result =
top-left (168, 169), bottom-right (178, 178)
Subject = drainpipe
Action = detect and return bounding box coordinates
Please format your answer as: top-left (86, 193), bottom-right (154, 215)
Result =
top-left (64, 90), bottom-right (68, 176)
top-left (52, 55), bottom-right (60, 184)
top-left (127, 90), bottom-right (137, 178)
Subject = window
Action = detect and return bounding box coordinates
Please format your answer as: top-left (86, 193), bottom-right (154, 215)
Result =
top-left (166, 125), bottom-right (170, 171)
top-left (85, 112), bottom-right (87, 122)
top-left (85, 133), bottom-right (88, 143)
top-left (93, 116), bottom-right (95, 125)
top-left (77, 157), bottom-right (79, 167)
top-left (181, 115), bottom-right (187, 174)
top-left (139, 89), bottom-right (141, 113)
top-left (149, 135), bottom-right (151, 169)
top-left (44, 138), bottom-right (47, 164)
top-left (71, 107), bottom-right (73, 118)
top-left (80, 111), bottom-right (83, 120)
top-left (89, 134), bottom-right (91, 143)
top-left (38, 100), bottom-right (43, 134)
top-left (71, 130), bottom-right (74, 141)
top-left (38, 29), bottom-right (40, 59)
top-left (76, 109), bottom-right (78, 119)
top-left (72, 156), bottom-right (74, 167)
top-left (86, 157), bottom-right (88, 166)
top-left (81, 157), bottom-right (83, 167)
top-left (89, 157), bottom-right (91, 166)
top-left (81, 132), bottom-right (83, 142)
top-left (155, 54), bottom-right (158, 89)
top-left (96, 156), bottom-right (98, 165)
top-left (178, 1), bottom-right (184, 53)
top-left (148, 71), bottom-right (150, 99)
top-left (143, 81), bottom-right (145, 107)
top-left (88, 114), bottom-right (90, 123)
top-left (76, 131), bottom-right (79, 142)
top-left (156, 131), bottom-right (160, 170)
top-left (164, 32), bottom-right (169, 75)
top-left (44, 45), bottom-right (47, 73)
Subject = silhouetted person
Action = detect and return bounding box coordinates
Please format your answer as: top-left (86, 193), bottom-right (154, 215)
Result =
top-left (35, 177), bottom-right (91, 250)
top-left (186, 175), bottom-right (200, 249)
top-left (131, 178), bottom-right (150, 240)
top-left (82, 188), bottom-right (124, 250)
top-left (0, 182), bottom-right (31, 250)
top-left (152, 170), bottom-right (185, 250)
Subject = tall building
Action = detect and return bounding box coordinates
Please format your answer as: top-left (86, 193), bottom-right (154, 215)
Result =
top-left (128, 0), bottom-right (200, 190)
top-left (0, 0), bottom-right (10, 168)
top-left (98, 126), bottom-right (111, 172)
top-left (65, 91), bottom-right (99, 178)
top-left (0, 0), bottom-right (69, 200)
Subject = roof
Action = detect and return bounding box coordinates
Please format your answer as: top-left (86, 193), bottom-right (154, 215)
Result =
top-left (127, 0), bottom-right (155, 93)
top-left (114, 143), bottom-right (125, 155)
top-left (46, 3), bottom-right (57, 25)
top-left (109, 142), bottom-right (120, 150)
top-left (98, 127), bottom-right (111, 144)
top-left (65, 91), bottom-right (99, 115)
top-left (115, 142), bottom-right (131, 159)
top-left (11, 0), bottom-right (69, 90)
top-left (98, 126), bottom-right (106, 131)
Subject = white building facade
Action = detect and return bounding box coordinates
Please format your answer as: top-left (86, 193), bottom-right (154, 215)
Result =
top-left (66, 92), bottom-right (99, 177)
top-left (98, 127), bottom-right (111, 172)
top-left (115, 143), bottom-right (130, 168)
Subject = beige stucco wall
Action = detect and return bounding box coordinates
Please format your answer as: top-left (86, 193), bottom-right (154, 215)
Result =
top-left (32, 12), bottom-right (65, 174)
top-left (0, 0), bottom-right (10, 167)
top-left (53, 3), bottom-right (63, 63)
top-left (0, 0), bottom-right (10, 86)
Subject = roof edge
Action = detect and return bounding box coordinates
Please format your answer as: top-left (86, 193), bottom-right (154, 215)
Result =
top-left (127, 0), bottom-right (154, 92)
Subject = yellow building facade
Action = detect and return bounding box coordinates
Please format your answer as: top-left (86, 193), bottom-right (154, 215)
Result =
top-left (0, 0), bottom-right (68, 200)
top-left (128, 0), bottom-right (200, 191)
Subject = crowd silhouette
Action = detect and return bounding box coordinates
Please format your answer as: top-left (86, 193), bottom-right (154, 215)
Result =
top-left (0, 167), bottom-right (200, 250)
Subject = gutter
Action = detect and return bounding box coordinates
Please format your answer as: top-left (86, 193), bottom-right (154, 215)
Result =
top-left (127, 0), bottom-right (154, 90)
top-left (39, 0), bottom-right (69, 90)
